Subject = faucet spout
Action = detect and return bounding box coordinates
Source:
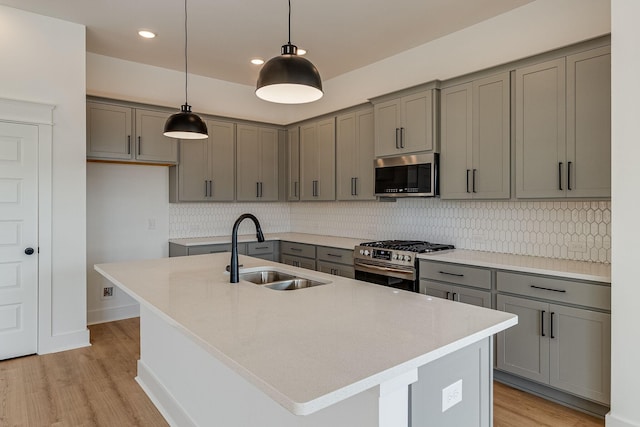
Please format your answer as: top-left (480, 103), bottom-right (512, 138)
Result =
top-left (230, 213), bottom-right (265, 283)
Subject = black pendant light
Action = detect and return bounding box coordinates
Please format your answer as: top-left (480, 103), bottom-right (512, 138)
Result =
top-left (255, 0), bottom-right (323, 104)
top-left (164, 0), bottom-right (208, 139)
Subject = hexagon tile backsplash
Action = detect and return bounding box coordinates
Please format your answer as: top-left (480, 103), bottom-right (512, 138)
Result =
top-left (170, 199), bottom-right (611, 263)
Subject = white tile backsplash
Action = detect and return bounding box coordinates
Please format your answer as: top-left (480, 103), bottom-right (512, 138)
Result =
top-left (170, 199), bottom-right (611, 263)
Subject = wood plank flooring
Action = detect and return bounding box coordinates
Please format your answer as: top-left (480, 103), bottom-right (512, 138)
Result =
top-left (0, 317), bottom-right (604, 426)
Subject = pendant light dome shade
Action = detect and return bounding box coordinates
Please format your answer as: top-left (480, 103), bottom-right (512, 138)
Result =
top-left (164, 0), bottom-right (208, 140)
top-left (164, 103), bottom-right (208, 139)
top-left (255, 1), bottom-right (323, 104)
top-left (256, 44), bottom-right (323, 104)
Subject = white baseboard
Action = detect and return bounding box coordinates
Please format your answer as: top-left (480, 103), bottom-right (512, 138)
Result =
top-left (136, 360), bottom-right (197, 427)
top-left (38, 328), bottom-right (91, 355)
top-left (87, 303), bottom-right (140, 325)
top-left (606, 412), bottom-right (640, 427)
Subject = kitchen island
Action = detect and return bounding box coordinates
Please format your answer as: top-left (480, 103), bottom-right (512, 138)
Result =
top-left (95, 253), bottom-right (516, 427)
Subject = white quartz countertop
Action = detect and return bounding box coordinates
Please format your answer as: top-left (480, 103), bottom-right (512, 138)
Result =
top-left (169, 232), bottom-right (366, 250)
top-left (95, 253), bottom-right (516, 415)
top-left (418, 249), bottom-right (611, 283)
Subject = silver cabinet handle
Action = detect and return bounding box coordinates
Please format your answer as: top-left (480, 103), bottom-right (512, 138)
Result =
top-left (400, 127), bottom-right (405, 148)
top-left (289, 247), bottom-right (302, 252)
top-left (327, 253), bottom-right (342, 259)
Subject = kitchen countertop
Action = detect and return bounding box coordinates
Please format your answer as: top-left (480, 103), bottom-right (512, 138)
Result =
top-left (169, 232), bottom-right (366, 251)
top-left (418, 249), bottom-right (611, 283)
top-left (95, 253), bottom-right (516, 415)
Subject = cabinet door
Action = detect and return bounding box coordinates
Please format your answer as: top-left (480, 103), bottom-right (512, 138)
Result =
top-left (236, 125), bottom-right (261, 201)
top-left (451, 285), bottom-right (492, 309)
top-left (566, 46), bottom-right (611, 198)
top-left (208, 120), bottom-right (235, 201)
top-left (86, 102), bottom-right (133, 160)
top-left (440, 83), bottom-right (473, 199)
top-left (315, 118), bottom-right (336, 201)
top-left (281, 254), bottom-right (315, 270)
top-left (257, 127), bottom-right (279, 201)
top-left (496, 295), bottom-right (550, 384)
top-left (287, 126), bottom-right (300, 201)
top-left (472, 72), bottom-right (510, 199)
top-left (549, 304), bottom-right (611, 404)
top-left (355, 108), bottom-right (375, 200)
top-left (176, 139), bottom-right (210, 201)
top-left (299, 122), bottom-right (319, 200)
top-left (420, 280), bottom-right (454, 300)
top-left (317, 260), bottom-right (355, 279)
top-left (515, 58), bottom-right (566, 198)
top-left (400, 90), bottom-right (434, 153)
top-left (374, 98), bottom-right (401, 157)
top-left (135, 109), bottom-right (178, 163)
top-left (336, 112), bottom-right (356, 200)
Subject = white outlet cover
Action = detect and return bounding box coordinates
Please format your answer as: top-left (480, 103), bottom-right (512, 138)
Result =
top-left (442, 379), bottom-right (463, 412)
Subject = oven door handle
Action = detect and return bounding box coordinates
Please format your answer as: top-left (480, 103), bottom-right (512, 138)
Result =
top-left (354, 261), bottom-right (415, 278)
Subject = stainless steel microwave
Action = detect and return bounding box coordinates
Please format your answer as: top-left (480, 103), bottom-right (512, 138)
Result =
top-left (374, 153), bottom-right (439, 198)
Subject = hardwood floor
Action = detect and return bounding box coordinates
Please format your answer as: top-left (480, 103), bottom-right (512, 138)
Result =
top-left (0, 318), bottom-right (604, 426)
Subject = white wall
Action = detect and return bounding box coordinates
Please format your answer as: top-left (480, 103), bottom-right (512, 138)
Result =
top-left (608, 1), bottom-right (640, 426)
top-left (86, 0), bottom-right (610, 125)
top-left (86, 163), bottom-right (170, 324)
top-left (0, 5), bottom-right (88, 352)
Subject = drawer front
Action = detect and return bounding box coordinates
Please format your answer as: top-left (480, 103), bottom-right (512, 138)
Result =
top-left (247, 241), bottom-right (275, 255)
top-left (281, 254), bottom-right (316, 270)
top-left (497, 271), bottom-right (610, 310)
top-left (419, 260), bottom-right (492, 290)
top-left (317, 260), bottom-right (355, 279)
top-left (316, 246), bottom-right (354, 265)
top-left (188, 243), bottom-right (232, 255)
top-left (280, 241), bottom-right (316, 258)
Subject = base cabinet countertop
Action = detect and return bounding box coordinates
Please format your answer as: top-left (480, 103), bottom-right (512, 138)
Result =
top-left (95, 253), bottom-right (516, 427)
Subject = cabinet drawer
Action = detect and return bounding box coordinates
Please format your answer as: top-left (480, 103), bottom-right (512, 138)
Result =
top-left (419, 261), bottom-right (491, 290)
top-left (497, 271), bottom-right (610, 310)
top-left (281, 241), bottom-right (316, 258)
top-left (188, 244), bottom-right (232, 255)
top-left (317, 260), bottom-right (355, 279)
top-left (281, 254), bottom-right (316, 270)
top-left (247, 241), bottom-right (275, 255)
top-left (316, 246), bottom-right (353, 265)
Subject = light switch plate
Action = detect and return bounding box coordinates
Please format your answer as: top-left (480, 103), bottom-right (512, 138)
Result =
top-left (442, 379), bottom-right (463, 412)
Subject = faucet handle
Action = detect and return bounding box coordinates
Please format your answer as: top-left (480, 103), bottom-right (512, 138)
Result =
top-left (226, 264), bottom-right (243, 272)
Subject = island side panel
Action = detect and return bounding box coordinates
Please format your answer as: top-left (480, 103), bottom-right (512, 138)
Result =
top-left (410, 336), bottom-right (492, 427)
top-left (136, 305), bottom-right (383, 427)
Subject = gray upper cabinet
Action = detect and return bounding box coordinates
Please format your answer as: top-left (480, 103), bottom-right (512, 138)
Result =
top-left (374, 89), bottom-right (437, 157)
top-left (87, 101), bottom-right (177, 163)
top-left (336, 107), bottom-right (375, 200)
top-left (236, 124), bottom-right (279, 201)
top-left (441, 73), bottom-right (510, 199)
top-left (286, 125), bottom-right (300, 201)
top-left (515, 46), bottom-right (610, 199)
top-left (566, 46), bottom-right (611, 198)
top-left (300, 117), bottom-right (336, 201)
top-left (169, 120), bottom-right (235, 202)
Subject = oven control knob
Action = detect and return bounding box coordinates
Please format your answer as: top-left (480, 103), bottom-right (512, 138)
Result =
top-left (406, 255), bottom-right (412, 262)
top-left (392, 254), bottom-right (398, 260)
top-left (359, 250), bottom-right (364, 255)
top-left (364, 250), bottom-right (370, 256)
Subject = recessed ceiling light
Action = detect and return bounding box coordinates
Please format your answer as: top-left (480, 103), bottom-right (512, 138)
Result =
top-left (251, 58), bottom-right (265, 65)
top-left (138, 30), bottom-right (156, 39)
top-left (297, 48), bottom-right (307, 56)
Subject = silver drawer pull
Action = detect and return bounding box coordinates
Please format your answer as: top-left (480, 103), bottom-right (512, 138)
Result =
top-left (439, 271), bottom-right (464, 277)
top-left (254, 246), bottom-right (269, 250)
top-left (290, 247), bottom-right (302, 252)
top-left (327, 253), bottom-right (342, 258)
top-left (530, 284), bottom-right (567, 293)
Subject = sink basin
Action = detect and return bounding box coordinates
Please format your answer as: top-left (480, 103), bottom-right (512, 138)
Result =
top-left (238, 268), bottom-right (330, 290)
top-left (239, 270), bottom-right (296, 284)
top-left (265, 278), bottom-right (327, 291)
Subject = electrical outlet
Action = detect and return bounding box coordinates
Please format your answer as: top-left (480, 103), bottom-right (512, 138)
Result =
top-left (102, 286), bottom-right (114, 299)
top-left (442, 379), bottom-right (463, 412)
top-left (569, 241), bottom-right (587, 253)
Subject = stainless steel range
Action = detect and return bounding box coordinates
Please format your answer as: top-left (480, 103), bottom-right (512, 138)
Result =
top-left (354, 240), bottom-right (455, 292)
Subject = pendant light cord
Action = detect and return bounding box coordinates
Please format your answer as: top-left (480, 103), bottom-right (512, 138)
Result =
top-left (184, 0), bottom-right (189, 105)
top-left (288, 0), bottom-right (291, 44)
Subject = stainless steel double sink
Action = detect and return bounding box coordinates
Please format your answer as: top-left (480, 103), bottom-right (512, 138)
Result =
top-left (239, 268), bottom-right (330, 291)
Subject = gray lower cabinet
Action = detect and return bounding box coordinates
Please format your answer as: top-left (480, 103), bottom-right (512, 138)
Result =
top-left (280, 241), bottom-right (316, 270)
top-left (336, 107), bottom-right (375, 200)
top-left (236, 125), bottom-right (279, 201)
top-left (496, 272), bottom-right (611, 405)
top-left (440, 72), bottom-right (510, 199)
top-left (515, 45), bottom-right (610, 198)
top-left (169, 120), bottom-right (235, 202)
top-left (300, 118), bottom-right (336, 201)
top-left (87, 101), bottom-right (177, 163)
top-left (418, 260), bottom-right (492, 308)
top-left (169, 241), bottom-right (277, 261)
top-left (316, 246), bottom-right (355, 278)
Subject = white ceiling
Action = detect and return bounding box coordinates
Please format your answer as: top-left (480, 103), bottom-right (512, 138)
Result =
top-left (0, 0), bottom-right (534, 87)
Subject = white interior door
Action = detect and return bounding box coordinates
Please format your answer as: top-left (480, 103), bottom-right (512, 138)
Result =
top-left (0, 121), bottom-right (38, 360)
